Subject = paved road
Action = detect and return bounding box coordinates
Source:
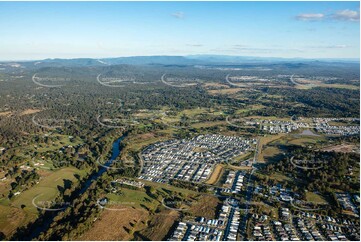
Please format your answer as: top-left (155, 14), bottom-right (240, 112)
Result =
top-left (289, 74), bottom-right (299, 85)
top-left (239, 167), bottom-right (257, 239)
top-left (238, 138), bottom-right (260, 240)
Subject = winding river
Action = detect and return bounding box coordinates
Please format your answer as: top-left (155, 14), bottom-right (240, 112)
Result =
top-left (23, 134), bottom-right (127, 240)
top-left (79, 135), bottom-right (126, 194)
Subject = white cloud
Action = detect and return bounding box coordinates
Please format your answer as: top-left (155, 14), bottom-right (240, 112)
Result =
top-left (186, 44), bottom-right (203, 47)
top-left (296, 9), bottom-right (360, 22)
top-left (330, 44), bottom-right (349, 49)
top-left (171, 11), bottom-right (185, 19)
top-left (309, 44), bottom-right (349, 49)
top-left (232, 44), bottom-right (249, 48)
top-left (296, 13), bottom-right (324, 21)
top-left (233, 45), bottom-right (303, 52)
top-left (331, 9), bottom-right (360, 22)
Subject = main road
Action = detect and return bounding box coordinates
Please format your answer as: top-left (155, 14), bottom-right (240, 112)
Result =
top-left (238, 138), bottom-right (259, 240)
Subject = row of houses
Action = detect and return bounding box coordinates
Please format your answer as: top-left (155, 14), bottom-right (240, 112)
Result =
top-left (140, 134), bottom-right (254, 184)
top-left (319, 221), bottom-right (360, 241)
top-left (168, 197), bottom-right (243, 241)
top-left (168, 222), bottom-right (188, 241)
top-left (335, 193), bottom-right (359, 217)
top-left (314, 124), bottom-right (360, 136)
top-left (273, 220), bottom-right (300, 241)
top-left (222, 198), bottom-right (241, 241)
top-left (294, 217), bottom-right (324, 241)
top-left (261, 120), bottom-right (309, 134)
top-left (112, 178), bottom-right (144, 188)
top-left (294, 210), bottom-right (359, 240)
top-left (255, 184), bottom-right (294, 203)
top-left (253, 225), bottom-right (273, 241)
top-left (313, 118), bottom-right (360, 136)
top-left (221, 171), bottom-right (244, 194)
top-left (296, 211), bottom-right (358, 227)
top-left (259, 117), bottom-right (360, 135)
top-left (250, 208), bottom-right (358, 241)
top-left (280, 208), bottom-right (291, 222)
top-left (168, 217), bottom-right (225, 240)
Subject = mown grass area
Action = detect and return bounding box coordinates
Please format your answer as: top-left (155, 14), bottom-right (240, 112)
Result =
top-left (104, 181), bottom-right (214, 217)
top-left (234, 105), bottom-right (265, 114)
top-left (88, 181), bottom-right (221, 241)
top-left (104, 180), bottom-right (199, 211)
top-left (122, 132), bottom-right (173, 154)
top-left (159, 107), bottom-right (224, 125)
top-left (106, 189), bottom-right (158, 211)
top-left (262, 147), bottom-right (281, 157)
top-left (247, 116), bottom-right (291, 121)
top-left (225, 164), bottom-right (253, 171)
top-left (284, 134), bottom-right (326, 145)
top-left (181, 108), bottom-right (215, 116)
top-left (260, 146), bottom-right (283, 163)
top-left (232, 151), bottom-right (253, 162)
top-left (269, 172), bottom-right (292, 182)
top-left (257, 132), bottom-right (327, 163)
top-left (295, 83), bottom-right (359, 90)
top-left (257, 134), bottom-right (286, 162)
top-left (289, 138), bottom-right (316, 146)
top-left (0, 167), bottom-right (87, 238)
top-left (305, 192), bottom-right (327, 204)
top-left (8, 167), bottom-right (86, 223)
top-left (142, 180), bottom-right (198, 196)
top-left (328, 121), bottom-right (359, 126)
top-left (191, 121), bottom-right (226, 128)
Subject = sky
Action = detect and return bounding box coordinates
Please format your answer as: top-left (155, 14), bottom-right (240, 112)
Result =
top-left (0, 1), bottom-right (359, 60)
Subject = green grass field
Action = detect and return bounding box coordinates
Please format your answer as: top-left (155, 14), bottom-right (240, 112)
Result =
top-left (305, 192), bottom-right (327, 204)
top-left (8, 167), bottom-right (86, 223)
top-left (0, 166), bottom-right (87, 238)
top-left (106, 189), bottom-right (159, 211)
top-left (104, 180), bottom-right (200, 213)
top-left (269, 172), bottom-right (292, 182)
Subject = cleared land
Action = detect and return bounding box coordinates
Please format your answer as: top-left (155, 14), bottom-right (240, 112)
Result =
top-left (321, 144), bottom-right (359, 153)
top-left (188, 195), bottom-right (221, 219)
top-left (261, 146), bottom-right (282, 162)
top-left (0, 111), bottom-right (11, 116)
top-left (0, 205), bottom-right (26, 237)
top-left (257, 134), bottom-right (286, 162)
top-left (135, 210), bottom-right (180, 241)
top-left (19, 109), bottom-right (42, 116)
top-left (205, 164), bottom-right (224, 185)
top-left (77, 206), bottom-right (149, 241)
top-left (208, 88), bottom-right (244, 95)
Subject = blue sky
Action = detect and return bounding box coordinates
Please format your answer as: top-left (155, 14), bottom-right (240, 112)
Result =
top-left (0, 1), bottom-right (359, 60)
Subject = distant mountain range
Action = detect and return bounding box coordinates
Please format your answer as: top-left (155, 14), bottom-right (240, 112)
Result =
top-left (0, 55), bottom-right (359, 67)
